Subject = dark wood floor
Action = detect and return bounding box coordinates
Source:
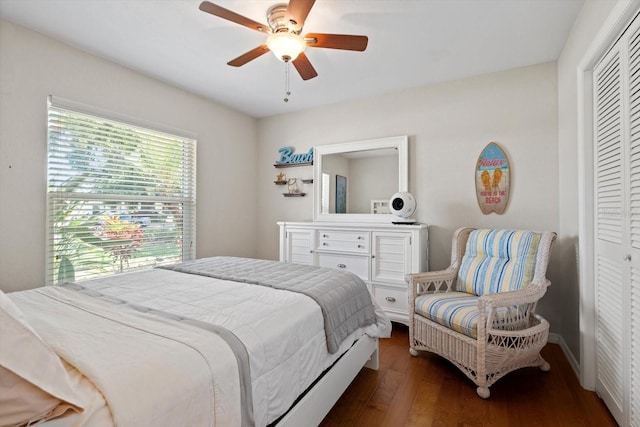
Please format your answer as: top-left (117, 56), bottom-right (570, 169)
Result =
top-left (320, 323), bottom-right (616, 427)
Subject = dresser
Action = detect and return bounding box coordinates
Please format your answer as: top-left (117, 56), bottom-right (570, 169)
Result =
top-left (278, 221), bottom-right (428, 325)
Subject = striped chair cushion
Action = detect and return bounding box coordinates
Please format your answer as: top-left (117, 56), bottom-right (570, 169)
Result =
top-left (456, 229), bottom-right (541, 296)
top-left (415, 292), bottom-right (524, 339)
top-left (415, 292), bottom-right (480, 338)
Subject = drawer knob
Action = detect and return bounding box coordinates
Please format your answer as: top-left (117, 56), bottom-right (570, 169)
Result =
top-left (323, 242), bottom-right (328, 246)
top-left (337, 263), bottom-right (347, 269)
top-left (385, 296), bottom-right (396, 303)
top-left (357, 236), bottom-right (364, 240)
top-left (357, 244), bottom-right (365, 249)
top-left (323, 234), bottom-right (328, 238)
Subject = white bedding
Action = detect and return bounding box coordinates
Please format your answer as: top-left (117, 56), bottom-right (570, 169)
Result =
top-left (11, 286), bottom-right (244, 427)
top-left (10, 268), bottom-right (390, 426)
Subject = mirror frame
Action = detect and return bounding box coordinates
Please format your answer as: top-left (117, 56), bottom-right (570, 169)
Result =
top-left (313, 135), bottom-right (408, 223)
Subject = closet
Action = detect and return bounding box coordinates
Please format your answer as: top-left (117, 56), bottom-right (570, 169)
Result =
top-left (593, 12), bottom-right (640, 426)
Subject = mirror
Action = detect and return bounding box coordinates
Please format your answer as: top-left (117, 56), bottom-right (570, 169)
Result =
top-left (313, 136), bottom-right (408, 222)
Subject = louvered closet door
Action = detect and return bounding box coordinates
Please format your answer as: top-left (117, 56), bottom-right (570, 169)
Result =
top-left (593, 13), bottom-right (640, 427)
top-left (628, 17), bottom-right (640, 427)
top-left (594, 41), bottom-right (627, 426)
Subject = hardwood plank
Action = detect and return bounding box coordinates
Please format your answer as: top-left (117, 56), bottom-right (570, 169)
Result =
top-left (320, 323), bottom-right (616, 427)
top-left (320, 368), bottom-right (378, 425)
top-left (353, 401), bottom-right (388, 427)
top-left (381, 359), bottom-right (437, 427)
top-left (404, 379), bottom-right (442, 427)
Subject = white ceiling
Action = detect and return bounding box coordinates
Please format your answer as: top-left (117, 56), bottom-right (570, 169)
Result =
top-left (0, 0), bottom-right (584, 119)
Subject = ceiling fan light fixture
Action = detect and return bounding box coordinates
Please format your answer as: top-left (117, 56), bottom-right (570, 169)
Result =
top-left (266, 32), bottom-right (306, 62)
top-left (198, 1), bottom-right (368, 80)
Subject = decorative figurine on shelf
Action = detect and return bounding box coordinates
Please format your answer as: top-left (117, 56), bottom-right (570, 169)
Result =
top-left (287, 178), bottom-right (298, 193)
top-left (276, 171), bottom-right (286, 182)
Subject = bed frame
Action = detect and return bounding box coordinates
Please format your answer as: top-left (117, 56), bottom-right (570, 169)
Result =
top-left (276, 335), bottom-right (379, 426)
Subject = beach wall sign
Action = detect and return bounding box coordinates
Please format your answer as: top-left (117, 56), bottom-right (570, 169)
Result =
top-left (475, 142), bottom-right (510, 214)
top-left (274, 146), bottom-right (314, 167)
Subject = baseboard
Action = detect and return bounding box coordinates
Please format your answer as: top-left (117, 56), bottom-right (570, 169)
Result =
top-left (548, 332), bottom-right (580, 380)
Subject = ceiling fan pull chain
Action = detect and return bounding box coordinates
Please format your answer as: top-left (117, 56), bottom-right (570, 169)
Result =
top-left (284, 62), bottom-right (291, 103)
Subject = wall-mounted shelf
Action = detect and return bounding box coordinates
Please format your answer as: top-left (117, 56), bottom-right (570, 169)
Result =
top-left (283, 193), bottom-right (306, 197)
top-left (301, 179), bottom-right (314, 184)
top-left (274, 161), bottom-right (313, 168)
top-left (274, 180), bottom-right (287, 185)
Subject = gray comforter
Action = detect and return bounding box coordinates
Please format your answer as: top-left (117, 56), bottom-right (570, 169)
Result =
top-left (159, 257), bottom-right (377, 354)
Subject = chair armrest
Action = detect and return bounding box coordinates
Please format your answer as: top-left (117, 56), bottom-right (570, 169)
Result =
top-left (482, 314), bottom-right (550, 351)
top-left (475, 280), bottom-right (550, 340)
top-left (477, 279), bottom-right (550, 310)
top-left (406, 267), bottom-right (458, 301)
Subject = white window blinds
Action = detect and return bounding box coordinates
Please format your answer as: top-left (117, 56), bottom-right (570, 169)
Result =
top-left (46, 98), bottom-right (196, 285)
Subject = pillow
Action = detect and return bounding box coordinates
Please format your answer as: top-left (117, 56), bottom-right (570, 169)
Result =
top-left (0, 290), bottom-right (84, 426)
top-left (456, 229), bottom-right (541, 296)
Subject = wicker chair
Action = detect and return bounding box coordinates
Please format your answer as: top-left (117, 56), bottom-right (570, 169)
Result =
top-left (407, 227), bottom-right (557, 398)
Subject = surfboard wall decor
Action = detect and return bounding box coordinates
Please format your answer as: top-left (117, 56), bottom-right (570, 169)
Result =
top-left (475, 142), bottom-right (510, 214)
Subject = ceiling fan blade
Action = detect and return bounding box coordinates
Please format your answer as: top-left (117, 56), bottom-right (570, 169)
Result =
top-left (292, 52), bottom-right (318, 80)
top-left (199, 1), bottom-right (271, 34)
top-left (286, 0), bottom-right (316, 31)
top-left (304, 33), bottom-right (368, 51)
top-left (227, 45), bottom-right (270, 67)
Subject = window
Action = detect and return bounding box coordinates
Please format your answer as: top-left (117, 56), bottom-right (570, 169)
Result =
top-left (46, 97), bottom-right (196, 285)
top-left (321, 172), bottom-right (330, 214)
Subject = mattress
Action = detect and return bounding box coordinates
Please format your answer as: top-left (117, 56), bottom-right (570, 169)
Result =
top-left (9, 266), bottom-right (390, 426)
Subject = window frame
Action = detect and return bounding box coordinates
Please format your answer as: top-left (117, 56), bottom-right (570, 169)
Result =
top-left (46, 96), bottom-right (197, 285)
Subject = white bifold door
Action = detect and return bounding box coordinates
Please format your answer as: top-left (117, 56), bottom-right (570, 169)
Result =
top-left (593, 12), bottom-right (640, 427)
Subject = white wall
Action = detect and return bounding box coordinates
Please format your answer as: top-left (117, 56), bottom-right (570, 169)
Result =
top-left (256, 62), bottom-right (561, 329)
top-left (0, 20), bottom-right (259, 292)
top-left (557, 0), bottom-right (619, 366)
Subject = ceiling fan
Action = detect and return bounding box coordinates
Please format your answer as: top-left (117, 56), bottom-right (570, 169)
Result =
top-left (199, 0), bottom-right (368, 81)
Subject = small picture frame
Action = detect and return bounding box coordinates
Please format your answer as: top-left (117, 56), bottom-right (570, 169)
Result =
top-left (371, 200), bottom-right (390, 214)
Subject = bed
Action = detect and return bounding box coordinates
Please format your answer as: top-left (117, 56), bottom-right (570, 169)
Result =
top-left (0, 257), bottom-right (391, 427)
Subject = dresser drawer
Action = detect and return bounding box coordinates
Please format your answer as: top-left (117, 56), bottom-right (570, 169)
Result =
top-left (317, 253), bottom-right (369, 280)
top-left (317, 230), bottom-right (369, 253)
top-left (373, 286), bottom-right (408, 315)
